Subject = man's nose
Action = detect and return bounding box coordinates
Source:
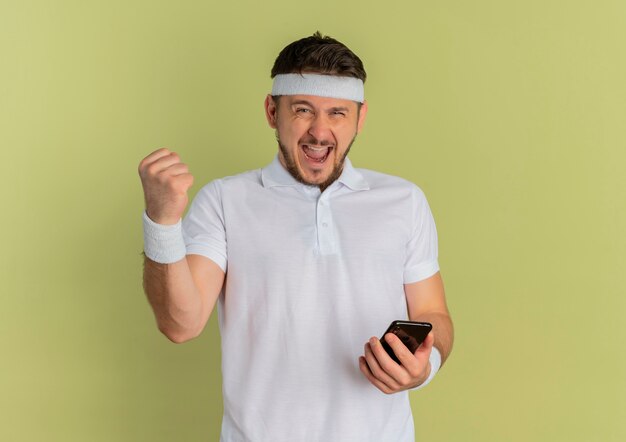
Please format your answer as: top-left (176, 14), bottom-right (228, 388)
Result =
top-left (307, 114), bottom-right (332, 143)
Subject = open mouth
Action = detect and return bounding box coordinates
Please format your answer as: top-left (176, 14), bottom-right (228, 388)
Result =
top-left (302, 144), bottom-right (333, 163)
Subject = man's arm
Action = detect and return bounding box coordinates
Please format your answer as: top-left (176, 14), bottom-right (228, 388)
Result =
top-left (138, 148), bottom-right (225, 343)
top-left (142, 253), bottom-right (225, 343)
top-left (358, 271), bottom-right (453, 393)
top-left (405, 271), bottom-right (454, 365)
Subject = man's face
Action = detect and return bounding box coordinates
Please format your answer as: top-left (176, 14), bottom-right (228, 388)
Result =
top-left (264, 93), bottom-right (368, 190)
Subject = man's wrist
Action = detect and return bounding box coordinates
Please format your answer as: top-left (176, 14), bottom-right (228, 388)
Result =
top-left (411, 346), bottom-right (442, 391)
top-left (142, 210), bottom-right (187, 264)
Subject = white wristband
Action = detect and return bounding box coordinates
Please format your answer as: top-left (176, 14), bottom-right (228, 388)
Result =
top-left (411, 347), bottom-right (442, 391)
top-left (142, 210), bottom-right (187, 264)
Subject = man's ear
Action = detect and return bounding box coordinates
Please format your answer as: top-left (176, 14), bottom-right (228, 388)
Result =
top-left (357, 100), bottom-right (368, 133)
top-left (264, 94), bottom-right (278, 129)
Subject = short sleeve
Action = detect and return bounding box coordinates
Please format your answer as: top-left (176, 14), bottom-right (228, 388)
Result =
top-left (182, 180), bottom-right (228, 272)
top-left (403, 186), bottom-right (440, 284)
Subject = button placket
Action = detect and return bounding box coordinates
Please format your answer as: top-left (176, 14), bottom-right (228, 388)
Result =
top-left (316, 196), bottom-right (337, 255)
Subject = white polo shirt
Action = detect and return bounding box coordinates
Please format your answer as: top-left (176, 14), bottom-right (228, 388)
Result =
top-left (182, 155), bottom-right (439, 442)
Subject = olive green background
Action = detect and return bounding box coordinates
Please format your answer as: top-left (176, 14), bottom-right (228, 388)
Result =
top-left (1, 0), bottom-right (624, 441)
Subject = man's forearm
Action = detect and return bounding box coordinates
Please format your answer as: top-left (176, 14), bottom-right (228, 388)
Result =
top-left (411, 311), bottom-right (454, 365)
top-left (142, 254), bottom-right (203, 343)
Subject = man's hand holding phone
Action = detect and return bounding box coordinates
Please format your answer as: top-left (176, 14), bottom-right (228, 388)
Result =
top-left (358, 322), bottom-right (435, 394)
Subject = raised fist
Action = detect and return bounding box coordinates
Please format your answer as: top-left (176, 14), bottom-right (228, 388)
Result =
top-left (138, 148), bottom-right (194, 225)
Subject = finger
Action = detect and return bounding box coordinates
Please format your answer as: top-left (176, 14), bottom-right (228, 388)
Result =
top-left (384, 332), bottom-right (431, 380)
top-left (368, 337), bottom-right (411, 386)
top-left (401, 332), bottom-right (433, 379)
top-left (413, 332), bottom-right (435, 362)
top-left (364, 342), bottom-right (401, 391)
top-left (176, 172), bottom-right (194, 188)
top-left (141, 152), bottom-right (182, 180)
top-left (358, 356), bottom-right (393, 394)
top-left (139, 148), bottom-right (172, 171)
top-left (149, 152), bottom-right (182, 174)
top-left (384, 332), bottom-right (421, 373)
top-left (164, 162), bottom-right (190, 176)
top-left (153, 170), bottom-right (193, 195)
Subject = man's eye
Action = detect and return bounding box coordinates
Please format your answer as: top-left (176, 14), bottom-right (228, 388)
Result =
top-left (296, 108), bottom-right (311, 113)
top-left (332, 111), bottom-right (346, 117)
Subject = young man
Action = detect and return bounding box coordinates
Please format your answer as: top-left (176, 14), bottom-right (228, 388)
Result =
top-left (139, 32), bottom-right (453, 442)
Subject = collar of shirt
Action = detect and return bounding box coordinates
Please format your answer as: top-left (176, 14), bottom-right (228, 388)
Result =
top-left (261, 154), bottom-right (370, 193)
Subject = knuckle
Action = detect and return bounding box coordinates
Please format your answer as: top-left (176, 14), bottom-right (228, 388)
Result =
top-left (366, 358), bottom-right (382, 374)
top-left (407, 366), bottom-right (421, 378)
top-left (146, 163), bottom-right (160, 177)
top-left (379, 360), bottom-right (395, 372)
top-left (371, 346), bottom-right (383, 361)
top-left (155, 172), bottom-right (169, 184)
top-left (166, 178), bottom-right (181, 191)
top-left (139, 158), bottom-right (152, 174)
top-left (366, 362), bottom-right (381, 378)
top-left (370, 365), bottom-right (384, 378)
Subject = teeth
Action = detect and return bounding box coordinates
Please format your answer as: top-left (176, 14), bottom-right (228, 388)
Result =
top-left (302, 144), bottom-right (332, 164)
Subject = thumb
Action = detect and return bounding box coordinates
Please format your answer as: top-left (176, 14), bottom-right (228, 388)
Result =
top-left (414, 331), bottom-right (435, 361)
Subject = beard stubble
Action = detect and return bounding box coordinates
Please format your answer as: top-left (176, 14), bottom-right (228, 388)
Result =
top-left (276, 133), bottom-right (357, 192)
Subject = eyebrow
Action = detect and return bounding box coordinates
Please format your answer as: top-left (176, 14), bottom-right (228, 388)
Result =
top-left (290, 100), bottom-right (351, 113)
top-left (329, 107), bottom-right (350, 113)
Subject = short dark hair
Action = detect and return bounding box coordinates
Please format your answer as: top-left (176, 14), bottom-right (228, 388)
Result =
top-left (271, 31), bottom-right (366, 82)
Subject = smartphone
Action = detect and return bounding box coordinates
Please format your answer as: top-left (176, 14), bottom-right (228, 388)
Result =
top-left (380, 320), bottom-right (432, 364)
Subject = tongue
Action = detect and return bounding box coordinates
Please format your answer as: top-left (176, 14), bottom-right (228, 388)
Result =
top-left (303, 145), bottom-right (328, 160)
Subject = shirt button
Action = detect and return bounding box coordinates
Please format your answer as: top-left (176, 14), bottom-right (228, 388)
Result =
top-left (322, 222), bottom-right (328, 228)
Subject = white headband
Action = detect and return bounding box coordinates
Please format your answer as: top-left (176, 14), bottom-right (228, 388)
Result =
top-left (271, 73), bottom-right (364, 103)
